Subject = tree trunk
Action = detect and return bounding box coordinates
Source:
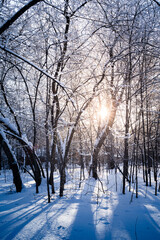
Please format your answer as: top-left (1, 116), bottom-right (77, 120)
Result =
top-left (122, 86), bottom-right (129, 194)
top-left (49, 162), bottom-right (55, 194)
top-left (59, 166), bottom-right (66, 197)
top-left (0, 130), bottom-right (22, 192)
top-left (92, 98), bottom-right (117, 180)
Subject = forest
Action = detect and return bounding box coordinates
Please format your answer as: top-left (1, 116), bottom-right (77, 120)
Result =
top-left (0, 0), bottom-right (160, 239)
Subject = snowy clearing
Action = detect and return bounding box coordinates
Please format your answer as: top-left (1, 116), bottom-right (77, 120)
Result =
top-left (0, 168), bottom-right (160, 240)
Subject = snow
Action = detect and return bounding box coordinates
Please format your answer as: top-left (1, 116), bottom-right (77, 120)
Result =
top-left (22, 134), bottom-right (33, 148)
top-left (0, 168), bottom-right (160, 240)
top-left (0, 129), bottom-right (17, 164)
top-left (0, 117), bottom-right (19, 135)
top-left (57, 131), bottom-right (66, 159)
top-left (94, 123), bottom-right (109, 148)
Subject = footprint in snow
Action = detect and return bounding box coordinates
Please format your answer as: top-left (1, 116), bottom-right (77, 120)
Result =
top-left (99, 217), bottom-right (110, 224)
top-left (57, 225), bottom-right (65, 230)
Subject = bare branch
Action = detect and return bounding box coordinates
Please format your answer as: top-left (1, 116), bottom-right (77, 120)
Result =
top-left (152, 0), bottom-right (160, 7)
top-left (0, 44), bottom-right (69, 96)
top-left (0, 0), bottom-right (42, 35)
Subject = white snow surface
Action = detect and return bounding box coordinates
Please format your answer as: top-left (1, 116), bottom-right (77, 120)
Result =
top-left (0, 117), bottom-right (19, 135)
top-left (0, 167), bottom-right (160, 240)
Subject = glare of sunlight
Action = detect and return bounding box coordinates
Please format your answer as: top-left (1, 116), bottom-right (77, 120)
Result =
top-left (99, 106), bottom-right (110, 120)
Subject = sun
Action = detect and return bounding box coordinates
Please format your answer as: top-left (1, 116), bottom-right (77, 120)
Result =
top-left (99, 106), bottom-right (109, 120)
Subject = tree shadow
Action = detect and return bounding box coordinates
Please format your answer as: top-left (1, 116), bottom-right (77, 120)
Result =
top-left (0, 190), bottom-right (72, 240)
top-left (68, 178), bottom-right (98, 240)
top-left (103, 188), bottom-right (160, 240)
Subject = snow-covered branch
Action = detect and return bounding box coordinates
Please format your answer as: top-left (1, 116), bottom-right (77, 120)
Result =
top-left (0, 0), bottom-right (42, 34)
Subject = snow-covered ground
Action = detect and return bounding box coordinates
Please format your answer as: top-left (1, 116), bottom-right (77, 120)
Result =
top-left (0, 167), bottom-right (160, 240)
